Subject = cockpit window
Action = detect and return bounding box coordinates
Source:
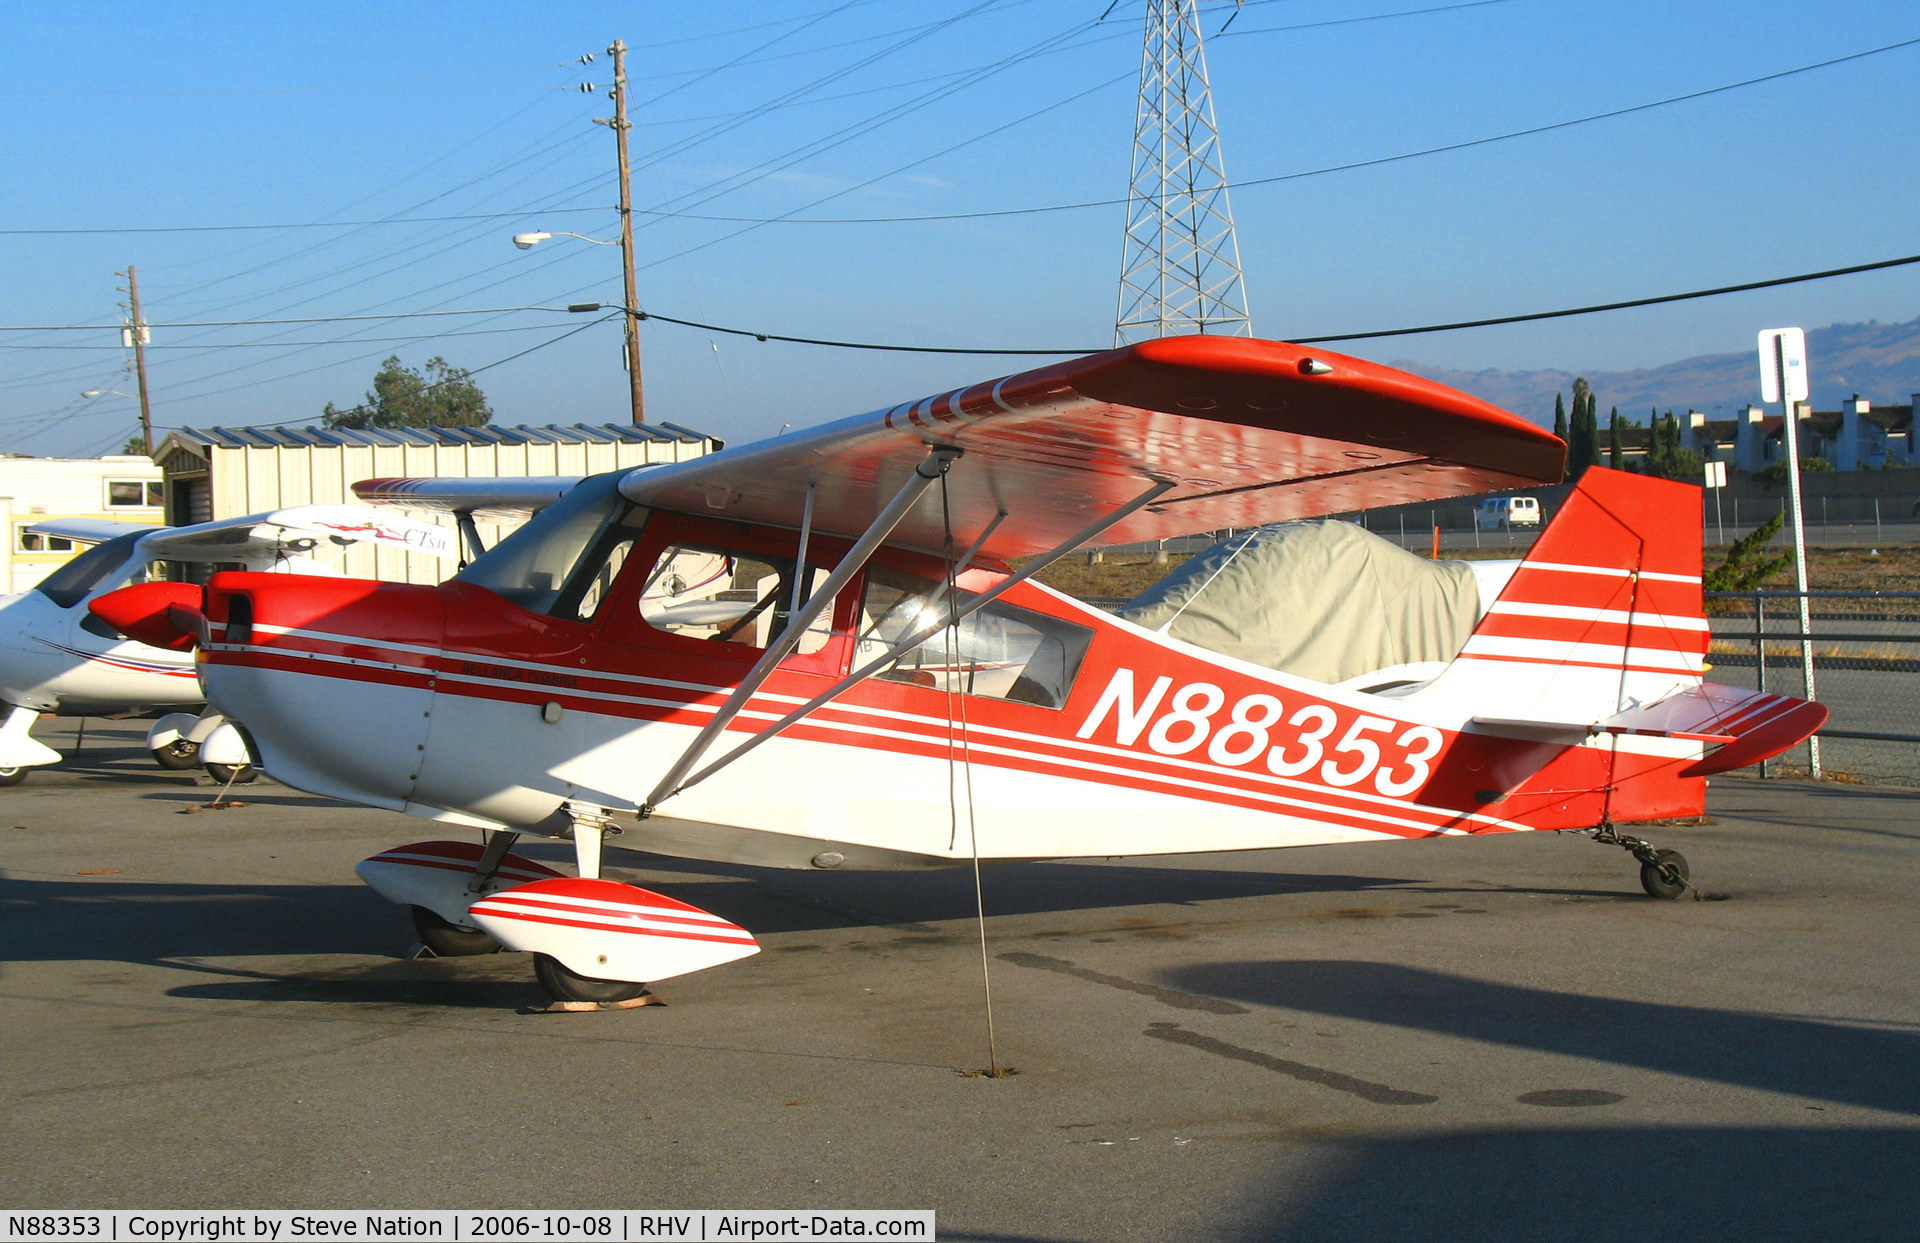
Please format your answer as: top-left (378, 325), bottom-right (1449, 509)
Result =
top-left (453, 472), bottom-right (647, 618)
top-left (34, 532), bottom-right (146, 609)
top-left (639, 543), bottom-right (836, 654)
top-left (857, 566), bottom-right (1092, 709)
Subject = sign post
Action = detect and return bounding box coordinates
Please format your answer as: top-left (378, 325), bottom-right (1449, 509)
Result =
top-left (1758, 327), bottom-right (1819, 777)
top-left (1702, 458), bottom-right (1727, 546)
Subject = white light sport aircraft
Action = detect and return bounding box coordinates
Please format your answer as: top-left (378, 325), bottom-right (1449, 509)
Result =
top-left (0, 506), bottom-right (456, 783)
top-left (94, 337), bottom-right (1825, 1008)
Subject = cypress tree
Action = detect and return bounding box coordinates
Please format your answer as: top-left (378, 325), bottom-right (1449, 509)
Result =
top-left (1608, 406), bottom-right (1622, 469)
top-left (1553, 393), bottom-right (1568, 443)
top-left (1569, 378), bottom-right (1598, 480)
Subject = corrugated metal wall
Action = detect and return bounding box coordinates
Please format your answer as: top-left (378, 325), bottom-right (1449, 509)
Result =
top-left (196, 434), bottom-right (709, 584)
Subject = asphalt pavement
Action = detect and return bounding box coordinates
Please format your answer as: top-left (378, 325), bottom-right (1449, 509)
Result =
top-left (4, 720), bottom-right (1920, 1240)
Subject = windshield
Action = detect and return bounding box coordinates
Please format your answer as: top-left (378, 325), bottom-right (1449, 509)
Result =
top-left (454, 472), bottom-right (643, 615)
top-left (34, 532), bottom-right (147, 609)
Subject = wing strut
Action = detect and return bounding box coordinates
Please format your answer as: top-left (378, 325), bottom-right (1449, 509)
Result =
top-left (644, 474), bottom-right (1176, 810)
top-left (642, 445), bottom-right (962, 810)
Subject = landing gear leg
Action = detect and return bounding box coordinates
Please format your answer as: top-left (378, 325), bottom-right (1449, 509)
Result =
top-left (530, 802), bottom-right (651, 1007)
top-left (409, 830), bottom-right (523, 958)
top-left (1590, 822), bottom-right (1696, 900)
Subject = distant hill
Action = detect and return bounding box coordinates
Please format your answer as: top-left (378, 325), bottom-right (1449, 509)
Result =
top-left (1396, 315), bottom-right (1920, 426)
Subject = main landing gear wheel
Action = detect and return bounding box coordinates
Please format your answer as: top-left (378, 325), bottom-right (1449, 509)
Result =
top-left (152, 740), bottom-right (200, 770)
top-left (204, 762), bottom-right (257, 785)
top-left (1639, 849), bottom-right (1691, 900)
top-left (534, 953), bottom-right (648, 1005)
top-left (0, 765), bottom-right (26, 787)
top-left (410, 905), bottom-right (502, 957)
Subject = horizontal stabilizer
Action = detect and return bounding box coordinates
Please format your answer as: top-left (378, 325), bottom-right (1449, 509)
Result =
top-left (353, 476), bottom-right (583, 520)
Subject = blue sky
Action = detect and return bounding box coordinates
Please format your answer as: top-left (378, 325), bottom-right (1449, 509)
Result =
top-left (2, 0), bottom-right (1916, 456)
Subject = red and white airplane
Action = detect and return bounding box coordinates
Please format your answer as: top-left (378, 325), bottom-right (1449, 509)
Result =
top-left (93, 337), bottom-right (1825, 1007)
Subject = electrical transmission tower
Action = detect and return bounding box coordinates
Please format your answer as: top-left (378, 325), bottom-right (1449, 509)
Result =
top-left (1114, 0), bottom-right (1252, 345)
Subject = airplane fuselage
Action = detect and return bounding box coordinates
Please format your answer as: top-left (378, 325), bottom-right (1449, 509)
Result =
top-left (193, 499), bottom-right (1710, 869)
top-left (0, 588), bottom-right (200, 715)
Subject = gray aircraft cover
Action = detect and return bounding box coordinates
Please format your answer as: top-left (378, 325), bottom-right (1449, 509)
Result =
top-left (1118, 521), bottom-right (1482, 685)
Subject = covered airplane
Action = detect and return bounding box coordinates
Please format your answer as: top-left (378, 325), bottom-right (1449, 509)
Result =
top-left (93, 336), bottom-right (1825, 1007)
top-left (0, 506), bottom-right (455, 782)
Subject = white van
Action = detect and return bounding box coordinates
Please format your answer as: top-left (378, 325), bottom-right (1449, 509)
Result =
top-left (1476, 496), bottom-right (1542, 530)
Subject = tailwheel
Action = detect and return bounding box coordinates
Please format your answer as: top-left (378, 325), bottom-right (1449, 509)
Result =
top-left (1591, 822), bottom-right (1698, 900)
top-left (151, 740), bottom-right (200, 770)
top-left (533, 953), bottom-right (648, 1005)
top-left (1639, 849), bottom-right (1691, 900)
top-left (410, 905), bottom-right (502, 957)
top-left (0, 765), bottom-right (26, 787)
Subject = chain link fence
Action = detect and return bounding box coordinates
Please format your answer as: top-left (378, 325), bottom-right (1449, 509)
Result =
top-left (1707, 590), bottom-right (1920, 787)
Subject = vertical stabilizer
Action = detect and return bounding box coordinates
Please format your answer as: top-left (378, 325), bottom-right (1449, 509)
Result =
top-left (1418, 469), bottom-right (1708, 724)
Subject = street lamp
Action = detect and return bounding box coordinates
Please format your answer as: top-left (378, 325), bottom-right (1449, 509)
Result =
top-left (512, 231), bottom-right (619, 250)
top-left (512, 222), bottom-right (645, 425)
top-left (81, 390), bottom-right (151, 458)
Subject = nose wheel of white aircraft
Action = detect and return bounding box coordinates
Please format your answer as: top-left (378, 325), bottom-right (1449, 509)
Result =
top-left (204, 762), bottom-right (257, 785)
top-left (151, 740), bottom-right (200, 770)
top-left (533, 953), bottom-right (649, 1005)
top-left (1591, 823), bottom-right (1694, 899)
top-left (0, 765), bottom-right (25, 787)
top-left (410, 905), bottom-right (502, 957)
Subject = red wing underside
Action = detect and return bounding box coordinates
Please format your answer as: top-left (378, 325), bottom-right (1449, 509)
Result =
top-left (616, 336), bottom-right (1567, 560)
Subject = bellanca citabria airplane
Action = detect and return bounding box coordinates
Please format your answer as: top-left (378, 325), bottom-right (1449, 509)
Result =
top-left (92, 336), bottom-right (1826, 1008)
top-left (0, 506), bottom-right (455, 783)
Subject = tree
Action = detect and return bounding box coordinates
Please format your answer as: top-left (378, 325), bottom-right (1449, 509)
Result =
top-left (1607, 406), bottom-right (1622, 470)
top-left (1552, 393), bottom-right (1567, 443)
top-left (322, 355), bottom-right (491, 429)
top-left (1704, 511), bottom-right (1792, 591)
top-left (1753, 456), bottom-right (1834, 488)
top-left (1568, 377), bottom-right (1599, 481)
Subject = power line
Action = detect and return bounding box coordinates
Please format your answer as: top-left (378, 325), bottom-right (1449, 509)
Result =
top-left (4, 249), bottom-right (1917, 352)
top-left (584, 32), bottom-right (1920, 227)
top-left (203, 313), bottom-right (621, 427)
top-left (628, 248), bottom-right (1920, 354)
top-left (1286, 250), bottom-right (1920, 344)
top-left (0, 305), bottom-right (587, 332)
top-left (0, 207), bottom-right (611, 237)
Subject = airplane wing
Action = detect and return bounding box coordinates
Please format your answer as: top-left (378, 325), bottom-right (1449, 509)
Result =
top-left (25, 519), bottom-right (158, 545)
top-left (137, 504), bottom-right (459, 563)
top-left (350, 476), bottom-right (581, 521)
top-left (342, 338), bottom-right (1560, 563)
top-left (613, 335), bottom-right (1563, 561)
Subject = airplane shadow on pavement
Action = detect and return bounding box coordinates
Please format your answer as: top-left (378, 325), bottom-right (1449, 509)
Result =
top-left (1164, 958), bottom-right (1920, 1118)
top-left (1241, 1126), bottom-right (1920, 1242)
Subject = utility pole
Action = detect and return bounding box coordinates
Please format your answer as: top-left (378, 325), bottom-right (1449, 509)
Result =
top-left (121, 265), bottom-right (155, 455)
top-left (607, 39), bottom-right (645, 424)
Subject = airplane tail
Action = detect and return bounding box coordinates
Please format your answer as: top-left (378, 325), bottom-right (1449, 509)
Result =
top-left (1434, 467), bottom-right (1709, 720)
top-left (1416, 467), bottom-right (1824, 782)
